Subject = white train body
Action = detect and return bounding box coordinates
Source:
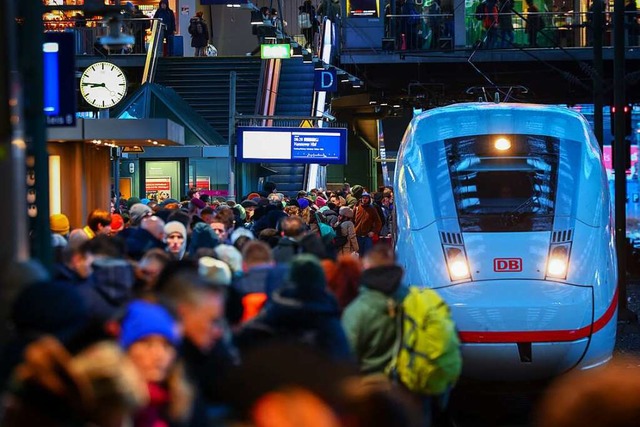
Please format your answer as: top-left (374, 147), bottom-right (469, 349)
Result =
top-left (395, 103), bottom-right (617, 380)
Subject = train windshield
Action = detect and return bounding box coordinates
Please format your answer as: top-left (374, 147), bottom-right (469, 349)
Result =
top-left (445, 134), bottom-right (559, 232)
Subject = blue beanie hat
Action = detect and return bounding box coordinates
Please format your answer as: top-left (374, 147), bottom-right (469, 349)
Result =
top-left (297, 198), bottom-right (310, 210)
top-left (119, 300), bottom-right (180, 349)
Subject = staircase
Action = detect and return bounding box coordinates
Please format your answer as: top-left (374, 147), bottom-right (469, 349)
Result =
top-left (264, 58), bottom-right (316, 197)
top-left (155, 57), bottom-right (262, 141)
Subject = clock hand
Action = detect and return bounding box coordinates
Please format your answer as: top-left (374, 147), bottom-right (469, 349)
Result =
top-left (82, 82), bottom-right (106, 88)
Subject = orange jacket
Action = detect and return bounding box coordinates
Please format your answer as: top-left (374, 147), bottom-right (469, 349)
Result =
top-left (354, 204), bottom-right (382, 236)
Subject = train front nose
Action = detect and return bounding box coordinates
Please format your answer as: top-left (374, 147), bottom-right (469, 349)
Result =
top-left (437, 280), bottom-right (594, 381)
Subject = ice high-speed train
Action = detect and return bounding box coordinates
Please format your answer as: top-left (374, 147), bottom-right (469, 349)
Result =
top-left (394, 103), bottom-right (617, 380)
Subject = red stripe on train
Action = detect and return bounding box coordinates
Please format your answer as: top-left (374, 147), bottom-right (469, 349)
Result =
top-left (458, 287), bottom-right (618, 344)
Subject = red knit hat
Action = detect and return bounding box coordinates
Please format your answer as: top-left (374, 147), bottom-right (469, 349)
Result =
top-left (111, 213), bottom-right (125, 232)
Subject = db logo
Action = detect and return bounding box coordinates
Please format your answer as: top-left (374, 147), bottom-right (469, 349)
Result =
top-left (493, 258), bottom-right (522, 272)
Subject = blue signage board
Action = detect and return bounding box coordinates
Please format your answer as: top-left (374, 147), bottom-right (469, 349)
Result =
top-left (44, 32), bottom-right (76, 127)
top-left (314, 68), bottom-right (337, 92)
top-left (237, 127), bottom-right (348, 165)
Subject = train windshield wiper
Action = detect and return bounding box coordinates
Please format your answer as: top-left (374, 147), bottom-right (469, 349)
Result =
top-left (501, 196), bottom-right (539, 226)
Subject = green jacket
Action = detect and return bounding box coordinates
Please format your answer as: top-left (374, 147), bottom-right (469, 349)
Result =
top-left (341, 266), bottom-right (406, 374)
top-left (345, 194), bottom-right (358, 208)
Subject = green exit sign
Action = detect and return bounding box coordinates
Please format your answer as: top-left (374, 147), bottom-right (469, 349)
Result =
top-left (260, 44), bottom-right (291, 59)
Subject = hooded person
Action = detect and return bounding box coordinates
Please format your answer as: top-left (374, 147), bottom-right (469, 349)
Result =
top-left (234, 254), bottom-right (352, 361)
top-left (154, 0), bottom-right (176, 56)
top-left (346, 185), bottom-right (364, 208)
top-left (164, 221), bottom-right (187, 260)
top-left (188, 222), bottom-right (220, 258)
top-left (233, 240), bottom-right (275, 324)
top-left (80, 235), bottom-right (136, 325)
top-left (353, 192), bottom-right (382, 257)
top-left (341, 245), bottom-right (407, 375)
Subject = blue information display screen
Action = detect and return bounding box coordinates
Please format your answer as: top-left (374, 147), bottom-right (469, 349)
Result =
top-left (43, 32), bottom-right (76, 127)
top-left (291, 131), bottom-right (342, 161)
top-left (237, 127), bottom-right (348, 165)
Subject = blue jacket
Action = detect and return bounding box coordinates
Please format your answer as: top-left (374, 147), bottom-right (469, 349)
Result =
top-left (78, 258), bottom-right (135, 324)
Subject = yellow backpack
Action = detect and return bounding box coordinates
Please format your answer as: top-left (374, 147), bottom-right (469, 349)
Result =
top-left (386, 286), bottom-right (463, 395)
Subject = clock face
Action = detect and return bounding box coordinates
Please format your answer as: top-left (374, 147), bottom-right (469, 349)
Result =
top-left (80, 62), bottom-right (127, 109)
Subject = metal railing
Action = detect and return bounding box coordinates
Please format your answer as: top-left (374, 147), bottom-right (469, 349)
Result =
top-left (236, 116), bottom-right (347, 128)
top-left (142, 19), bottom-right (164, 83)
top-left (380, 11), bottom-right (640, 51)
top-left (44, 18), bottom-right (156, 55)
top-left (246, 0), bottom-right (341, 52)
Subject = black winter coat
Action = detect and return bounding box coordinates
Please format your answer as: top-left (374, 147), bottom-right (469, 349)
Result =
top-left (188, 17), bottom-right (209, 48)
top-left (234, 284), bottom-right (353, 361)
top-left (154, 6), bottom-right (176, 34)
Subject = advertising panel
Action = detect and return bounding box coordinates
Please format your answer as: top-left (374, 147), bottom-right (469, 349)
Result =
top-left (346, 0), bottom-right (380, 17)
top-left (188, 176), bottom-right (212, 190)
top-left (145, 177), bottom-right (172, 202)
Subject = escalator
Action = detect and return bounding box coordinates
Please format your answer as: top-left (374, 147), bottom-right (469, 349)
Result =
top-left (262, 57), bottom-right (315, 197)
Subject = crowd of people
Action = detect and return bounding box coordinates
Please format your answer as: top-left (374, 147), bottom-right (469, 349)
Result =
top-left (0, 183), bottom-right (432, 427)
top-left (3, 182), bottom-right (640, 426)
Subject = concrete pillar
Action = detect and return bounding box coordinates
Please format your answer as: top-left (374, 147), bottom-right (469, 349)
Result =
top-left (178, 0), bottom-right (196, 57)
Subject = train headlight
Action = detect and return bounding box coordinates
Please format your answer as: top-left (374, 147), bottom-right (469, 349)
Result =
top-left (546, 244), bottom-right (570, 279)
top-left (446, 247), bottom-right (471, 281)
top-left (494, 137), bottom-right (511, 151)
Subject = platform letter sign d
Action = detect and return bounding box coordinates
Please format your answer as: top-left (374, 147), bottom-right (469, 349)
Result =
top-left (314, 69), bottom-right (337, 92)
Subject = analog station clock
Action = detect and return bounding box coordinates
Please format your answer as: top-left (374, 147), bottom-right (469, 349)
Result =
top-left (80, 61), bottom-right (127, 109)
